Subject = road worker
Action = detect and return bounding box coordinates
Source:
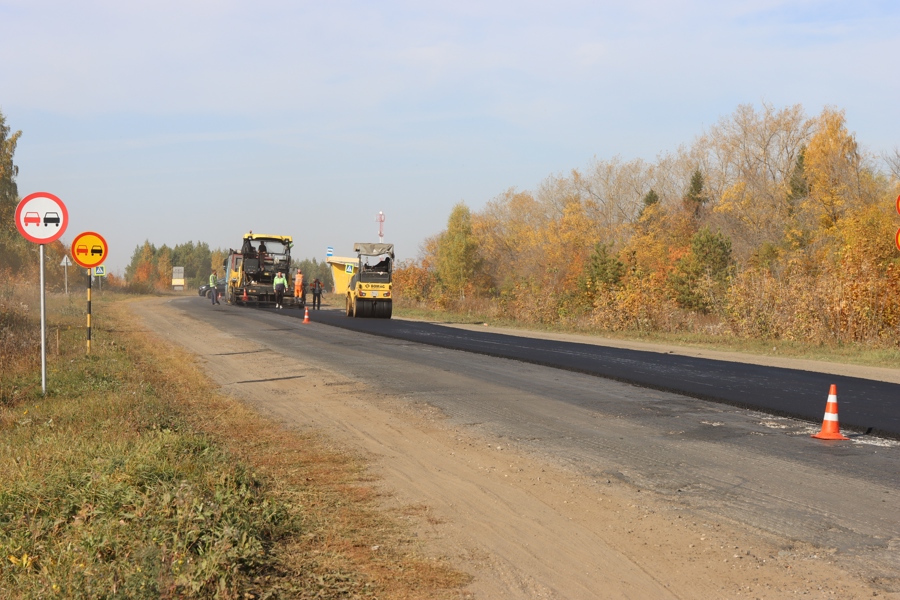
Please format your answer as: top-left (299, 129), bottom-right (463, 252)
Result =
top-left (311, 278), bottom-right (323, 310)
top-left (294, 268), bottom-right (305, 306)
top-left (209, 270), bottom-right (221, 306)
top-left (273, 271), bottom-right (287, 309)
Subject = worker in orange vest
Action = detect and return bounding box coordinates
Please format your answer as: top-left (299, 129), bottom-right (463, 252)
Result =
top-left (294, 268), bottom-right (305, 307)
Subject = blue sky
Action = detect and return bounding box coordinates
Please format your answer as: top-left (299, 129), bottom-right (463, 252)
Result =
top-left (2, 0), bottom-right (899, 274)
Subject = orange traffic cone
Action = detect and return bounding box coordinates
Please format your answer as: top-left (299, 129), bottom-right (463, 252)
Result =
top-left (812, 384), bottom-right (849, 440)
top-left (302, 306), bottom-right (310, 324)
top-left (242, 288), bottom-right (248, 302)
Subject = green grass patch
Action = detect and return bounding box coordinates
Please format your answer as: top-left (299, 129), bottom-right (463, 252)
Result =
top-left (1, 297), bottom-right (293, 598)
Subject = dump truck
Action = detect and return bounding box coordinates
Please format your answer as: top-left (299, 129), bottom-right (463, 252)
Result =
top-left (226, 233), bottom-right (303, 308)
top-left (345, 242), bottom-right (393, 318)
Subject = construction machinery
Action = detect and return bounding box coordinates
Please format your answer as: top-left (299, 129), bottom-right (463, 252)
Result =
top-left (345, 243), bottom-right (393, 318)
top-left (226, 233), bottom-right (303, 308)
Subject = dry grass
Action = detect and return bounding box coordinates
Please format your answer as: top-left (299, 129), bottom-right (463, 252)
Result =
top-left (0, 286), bottom-right (469, 599)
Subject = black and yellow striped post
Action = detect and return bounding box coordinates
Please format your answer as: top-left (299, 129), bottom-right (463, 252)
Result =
top-left (86, 268), bottom-right (92, 354)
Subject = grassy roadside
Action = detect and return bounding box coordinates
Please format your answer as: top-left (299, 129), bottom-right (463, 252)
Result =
top-left (393, 306), bottom-right (900, 369)
top-left (0, 287), bottom-right (469, 599)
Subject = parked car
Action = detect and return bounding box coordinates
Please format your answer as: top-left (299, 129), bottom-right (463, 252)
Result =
top-left (198, 277), bottom-right (227, 299)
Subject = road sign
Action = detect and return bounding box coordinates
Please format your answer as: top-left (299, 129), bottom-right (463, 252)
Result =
top-left (15, 192), bottom-right (68, 244)
top-left (327, 246), bottom-right (334, 257)
top-left (896, 194), bottom-right (900, 216)
top-left (60, 256), bottom-right (72, 267)
top-left (71, 231), bottom-right (108, 269)
top-left (93, 265), bottom-right (106, 277)
top-left (896, 228), bottom-right (900, 253)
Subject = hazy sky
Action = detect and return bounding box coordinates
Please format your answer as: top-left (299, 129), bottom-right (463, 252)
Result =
top-left (3, 0), bottom-right (899, 274)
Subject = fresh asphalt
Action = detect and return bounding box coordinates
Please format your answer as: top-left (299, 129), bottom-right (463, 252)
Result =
top-left (281, 306), bottom-right (900, 439)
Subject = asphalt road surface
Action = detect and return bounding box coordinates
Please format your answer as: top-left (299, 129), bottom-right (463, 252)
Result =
top-left (286, 305), bottom-right (900, 438)
top-left (169, 298), bottom-right (900, 589)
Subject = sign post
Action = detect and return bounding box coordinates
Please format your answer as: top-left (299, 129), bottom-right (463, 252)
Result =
top-left (71, 232), bottom-right (109, 355)
top-left (60, 255), bottom-right (72, 295)
top-left (15, 192), bottom-right (69, 395)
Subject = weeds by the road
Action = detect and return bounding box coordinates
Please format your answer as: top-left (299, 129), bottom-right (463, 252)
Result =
top-left (0, 288), bottom-right (468, 599)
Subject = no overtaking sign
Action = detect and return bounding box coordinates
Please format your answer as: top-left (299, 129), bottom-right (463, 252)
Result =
top-left (15, 192), bottom-right (68, 244)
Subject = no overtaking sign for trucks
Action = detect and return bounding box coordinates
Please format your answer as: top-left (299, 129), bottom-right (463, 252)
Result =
top-left (71, 231), bottom-right (108, 269)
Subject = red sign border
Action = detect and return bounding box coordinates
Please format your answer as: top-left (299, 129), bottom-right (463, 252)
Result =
top-left (15, 191), bottom-right (69, 244)
top-left (896, 227), bottom-right (900, 254)
top-left (71, 231), bottom-right (108, 269)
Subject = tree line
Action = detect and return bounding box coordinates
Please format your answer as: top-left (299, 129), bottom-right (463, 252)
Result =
top-left (396, 103), bottom-right (900, 346)
top-left (122, 241), bottom-right (333, 292)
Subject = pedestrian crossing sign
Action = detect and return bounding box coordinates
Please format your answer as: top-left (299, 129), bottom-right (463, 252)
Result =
top-left (94, 265), bottom-right (106, 277)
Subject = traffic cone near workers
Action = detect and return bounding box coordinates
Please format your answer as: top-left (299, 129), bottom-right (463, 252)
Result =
top-left (303, 306), bottom-right (310, 324)
top-left (242, 288), bottom-right (248, 302)
top-left (812, 384), bottom-right (849, 440)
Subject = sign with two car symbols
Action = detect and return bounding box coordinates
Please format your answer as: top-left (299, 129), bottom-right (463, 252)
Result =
top-left (15, 191), bottom-right (68, 244)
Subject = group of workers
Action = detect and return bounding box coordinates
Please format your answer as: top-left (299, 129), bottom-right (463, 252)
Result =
top-left (210, 266), bottom-right (323, 309)
top-left (273, 268), bottom-right (323, 310)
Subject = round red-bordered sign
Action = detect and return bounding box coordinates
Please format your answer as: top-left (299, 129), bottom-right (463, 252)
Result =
top-left (15, 192), bottom-right (69, 244)
top-left (896, 194), bottom-right (900, 216)
top-left (71, 231), bottom-right (108, 269)
top-left (896, 227), bottom-right (900, 253)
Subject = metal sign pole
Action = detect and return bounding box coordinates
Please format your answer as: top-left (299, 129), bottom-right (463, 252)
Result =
top-left (64, 263), bottom-right (68, 295)
top-left (15, 192), bottom-right (69, 396)
top-left (40, 244), bottom-right (47, 395)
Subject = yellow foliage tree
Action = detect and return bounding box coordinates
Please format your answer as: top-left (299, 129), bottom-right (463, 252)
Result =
top-left (803, 108), bottom-right (862, 230)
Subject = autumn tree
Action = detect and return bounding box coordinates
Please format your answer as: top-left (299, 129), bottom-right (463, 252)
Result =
top-left (171, 241), bottom-right (214, 286)
top-left (683, 168), bottom-right (707, 220)
top-left (0, 110), bottom-right (24, 275)
top-left (885, 149), bottom-right (900, 181)
top-left (434, 202), bottom-right (480, 300)
top-left (126, 241), bottom-right (158, 291)
top-left (668, 227), bottom-right (734, 313)
top-left (156, 245), bottom-right (173, 289)
top-left (579, 242), bottom-right (625, 308)
top-left (803, 108), bottom-right (863, 230)
top-left (705, 103), bottom-right (812, 259)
